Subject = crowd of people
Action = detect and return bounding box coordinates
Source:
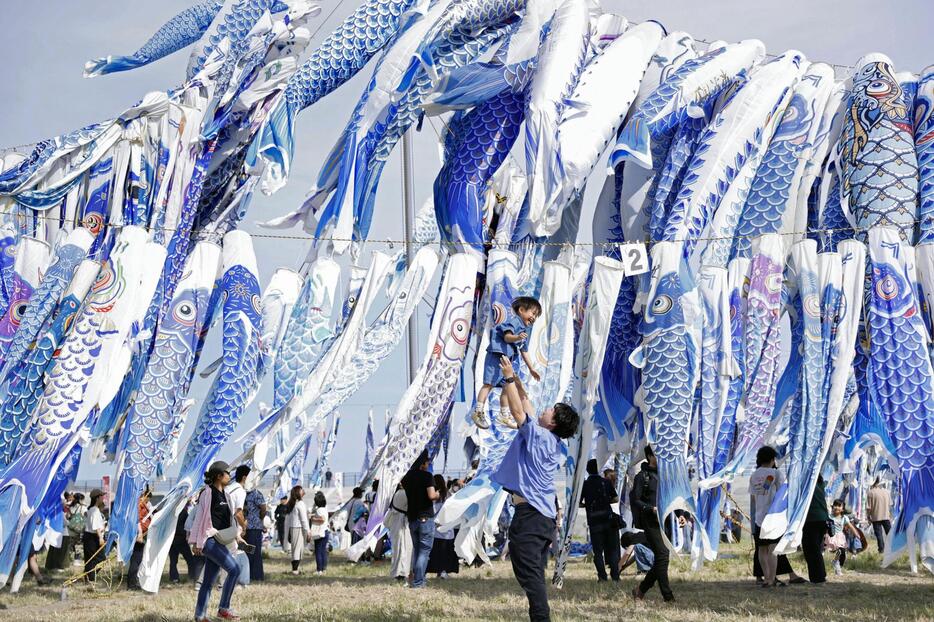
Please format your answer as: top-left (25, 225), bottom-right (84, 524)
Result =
top-left (29, 297), bottom-right (897, 622)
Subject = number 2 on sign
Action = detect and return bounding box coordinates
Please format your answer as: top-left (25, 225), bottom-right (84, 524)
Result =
top-left (619, 243), bottom-right (649, 276)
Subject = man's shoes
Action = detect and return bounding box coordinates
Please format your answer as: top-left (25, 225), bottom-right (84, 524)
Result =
top-left (471, 407), bottom-right (491, 429)
top-left (663, 595), bottom-right (676, 603)
top-left (217, 610), bottom-right (240, 620)
top-left (631, 587), bottom-right (644, 600)
top-left (598, 576), bottom-right (608, 582)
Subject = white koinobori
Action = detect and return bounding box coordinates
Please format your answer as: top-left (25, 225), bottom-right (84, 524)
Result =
top-left (552, 256), bottom-right (625, 587)
top-left (525, 0), bottom-right (595, 237)
top-left (538, 21), bottom-right (665, 237)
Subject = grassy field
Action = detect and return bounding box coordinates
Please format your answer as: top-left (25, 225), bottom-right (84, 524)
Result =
top-left (0, 543), bottom-right (930, 621)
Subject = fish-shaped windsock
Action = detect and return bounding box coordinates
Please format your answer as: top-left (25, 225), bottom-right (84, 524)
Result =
top-left (553, 256), bottom-right (626, 587)
top-left (249, 0), bottom-right (419, 193)
top-left (730, 63), bottom-right (837, 259)
top-left (181, 231), bottom-right (261, 476)
top-left (138, 232), bottom-right (261, 593)
top-left (257, 267), bottom-right (303, 373)
top-left (701, 234), bottom-right (785, 488)
top-left (396, 0), bottom-right (526, 91)
top-left (83, 0), bottom-right (275, 77)
top-left (361, 409), bottom-right (376, 474)
top-left (605, 31), bottom-right (697, 244)
top-left (0, 260), bottom-right (99, 467)
top-left (611, 39), bottom-right (766, 170)
top-left (692, 264), bottom-right (733, 566)
top-left (328, 22), bottom-right (512, 253)
top-left (838, 55), bottom-right (919, 242)
top-left (0, 238), bottom-right (50, 363)
top-left (272, 258), bottom-right (340, 410)
top-left (262, 0), bottom-right (456, 230)
top-left (630, 240), bottom-right (702, 549)
top-left (0, 228), bottom-right (92, 378)
top-left (240, 252), bottom-right (395, 462)
top-left (763, 239), bottom-right (864, 554)
top-left (433, 87), bottom-right (525, 258)
top-left (0, 227), bottom-right (162, 588)
top-left (866, 228), bottom-right (934, 573)
top-left (366, 254), bottom-right (478, 529)
top-left (916, 66), bottom-right (934, 242)
top-left (537, 21), bottom-right (665, 237)
top-left (524, 0), bottom-right (593, 236)
top-left (673, 52), bottom-right (805, 263)
top-left (107, 241), bottom-right (221, 564)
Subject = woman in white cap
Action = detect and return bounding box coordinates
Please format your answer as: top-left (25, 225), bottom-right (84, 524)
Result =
top-left (189, 461), bottom-right (243, 621)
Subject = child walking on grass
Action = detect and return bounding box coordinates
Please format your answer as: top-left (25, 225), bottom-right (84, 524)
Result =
top-left (472, 297), bottom-right (542, 430)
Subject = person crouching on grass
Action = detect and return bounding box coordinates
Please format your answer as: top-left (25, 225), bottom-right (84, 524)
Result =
top-left (492, 355), bottom-right (579, 622)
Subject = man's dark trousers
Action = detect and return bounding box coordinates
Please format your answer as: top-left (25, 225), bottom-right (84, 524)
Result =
top-left (638, 523), bottom-right (673, 601)
top-left (508, 503), bottom-right (555, 622)
top-left (589, 522), bottom-right (620, 580)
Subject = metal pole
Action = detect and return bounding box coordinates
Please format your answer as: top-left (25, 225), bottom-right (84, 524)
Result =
top-left (401, 129), bottom-right (418, 385)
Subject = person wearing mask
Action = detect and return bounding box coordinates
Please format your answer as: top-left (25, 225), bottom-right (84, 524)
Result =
top-left (492, 356), bottom-right (580, 622)
top-left (866, 478), bottom-right (892, 554)
top-left (274, 496), bottom-right (288, 549)
top-left (243, 484), bottom-right (267, 582)
top-left (169, 500), bottom-right (195, 583)
top-left (427, 476), bottom-right (458, 578)
top-left (385, 483), bottom-right (412, 581)
top-left (630, 445), bottom-right (674, 603)
top-left (126, 488), bottom-right (153, 590)
top-left (580, 458), bottom-right (621, 581)
top-left (83, 489), bottom-right (107, 583)
top-left (286, 486), bottom-right (310, 574)
top-left (225, 465), bottom-right (250, 531)
top-left (401, 451), bottom-right (440, 588)
top-left (309, 491), bottom-right (329, 574)
top-left (801, 475), bottom-right (829, 584)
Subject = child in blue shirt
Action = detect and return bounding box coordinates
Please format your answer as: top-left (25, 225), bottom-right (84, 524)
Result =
top-left (472, 296), bottom-right (542, 430)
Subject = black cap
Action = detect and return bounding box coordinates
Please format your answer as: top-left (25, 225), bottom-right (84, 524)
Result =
top-left (207, 461), bottom-right (230, 477)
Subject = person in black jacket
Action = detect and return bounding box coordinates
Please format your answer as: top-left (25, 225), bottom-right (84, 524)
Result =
top-left (580, 459), bottom-right (620, 581)
top-left (629, 445), bottom-right (674, 602)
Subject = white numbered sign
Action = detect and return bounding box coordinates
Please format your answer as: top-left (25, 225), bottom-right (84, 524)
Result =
top-left (619, 242), bottom-right (649, 276)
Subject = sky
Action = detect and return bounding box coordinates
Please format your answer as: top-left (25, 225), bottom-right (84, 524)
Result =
top-left (0, 0), bottom-right (931, 485)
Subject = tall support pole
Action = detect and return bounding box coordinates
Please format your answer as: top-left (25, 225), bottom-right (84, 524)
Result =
top-left (401, 129), bottom-right (418, 385)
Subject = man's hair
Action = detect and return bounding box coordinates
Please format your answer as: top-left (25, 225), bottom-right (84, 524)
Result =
top-left (413, 450), bottom-right (430, 470)
top-left (586, 458), bottom-right (599, 475)
top-left (755, 446), bottom-right (778, 467)
top-left (352, 487), bottom-right (363, 498)
top-left (234, 464), bottom-right (251, 482)
top-left (644, 444), bottom-right (655, 460)
top-left (512, 296), bottom-right (542, 316)
top-left (551, 402), bottom-right (579, 439)
top-left (372, 480), bottom-right (379, 492)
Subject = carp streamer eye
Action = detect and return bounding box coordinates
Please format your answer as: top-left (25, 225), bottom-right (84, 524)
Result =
top-left (803, 295), bottom-right (821, 318)
top-left (766, 272), bottom-right (783, 293)
top-left (652, 294), bottom-right (673, 315)
top-left (867, 80), bottom-right (891, 95)
top-left (876, 274), bottom-right (898, 301)
top-left (252, 294), bottom-right (262, 314)
top-left (173, 301), bottom-right (198, 326)
top-left (451, 318), bottom-right (469, 345)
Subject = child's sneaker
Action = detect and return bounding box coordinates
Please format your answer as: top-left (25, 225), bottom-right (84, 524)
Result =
top-left (472, 406), bottom-right (491, 429)
top-left (496, 409), bottom-right (518, 430)
top-left (832, 560), bottom-right (842, 575)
